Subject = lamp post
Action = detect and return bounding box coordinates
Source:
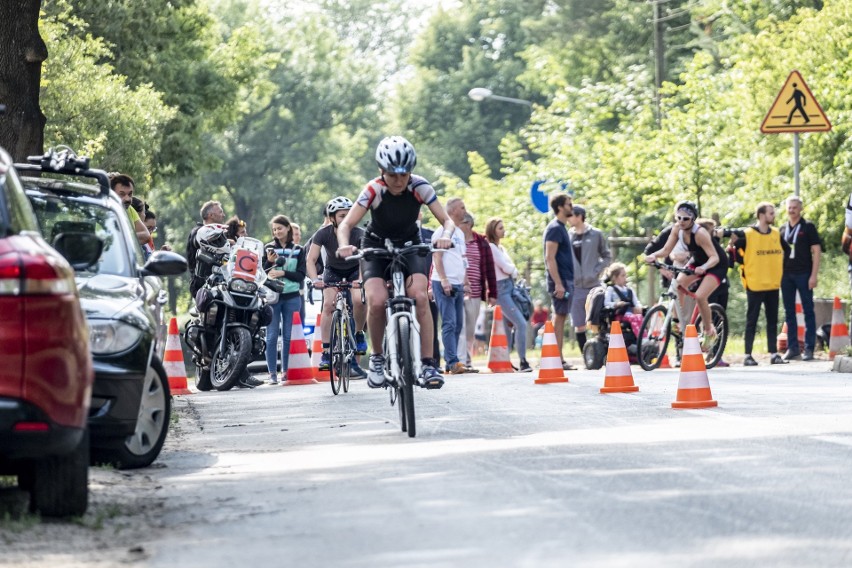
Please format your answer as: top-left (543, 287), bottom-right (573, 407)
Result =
top-left (467, 87), bottom-right (532, 107)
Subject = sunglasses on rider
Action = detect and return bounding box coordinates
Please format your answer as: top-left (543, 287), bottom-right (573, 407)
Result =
top-left (675, 215), bottom-right (694, 222)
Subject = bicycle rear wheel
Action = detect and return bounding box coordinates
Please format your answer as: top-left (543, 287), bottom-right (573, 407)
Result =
top-left (637, 304), bottom-right (671, 371)
top-left (696, 303), bottom-right (728, 369)
top-left (397, 317), bottom-right (416, 438)
top-left (329, 310), bottom-right (345, 395)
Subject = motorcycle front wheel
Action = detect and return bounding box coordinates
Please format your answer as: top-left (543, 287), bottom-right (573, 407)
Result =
top-left (211, 327), bottom-right (253, 391)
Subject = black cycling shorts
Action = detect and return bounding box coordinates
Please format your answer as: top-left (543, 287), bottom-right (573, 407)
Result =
top-left (359, 234), bottom-right (429, 281)
top-left (323, 266), bottom-right (360, 286)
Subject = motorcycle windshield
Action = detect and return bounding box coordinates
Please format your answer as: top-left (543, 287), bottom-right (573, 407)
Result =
top-left (224, 237), bottom-right (267, 286)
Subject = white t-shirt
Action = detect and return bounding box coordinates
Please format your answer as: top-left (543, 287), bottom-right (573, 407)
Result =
top-left (489, 242), bottom-right (518, 281)
top-left (431, 227), bottom-right (467, 285)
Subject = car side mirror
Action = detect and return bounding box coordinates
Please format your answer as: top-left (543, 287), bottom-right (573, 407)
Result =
top-left (52, 232), bottom-right (104, 270)
top-left (140, 250), bottom-right (188, 277)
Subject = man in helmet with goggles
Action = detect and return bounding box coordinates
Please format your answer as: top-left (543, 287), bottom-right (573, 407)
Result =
top-left (307, 196), bottom-right (368, 379)
top-left (336, 136), bottom-right (454, 389)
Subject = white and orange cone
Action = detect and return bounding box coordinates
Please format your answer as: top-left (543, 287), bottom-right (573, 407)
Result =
top-left (164, 317), bottom-right (192, 395)
top-left (777, 322), bottom-right (788, 353)
top-left (310, 314), bottom-right (329, 382)
top-left (795, 290), bottom-right (805, 346)
top-left (535, 321), bottom-right (569, 384)
top-left (829, 297), bottom-right (850, 360)
top-left (486, 305), bottom-right (514, 373)
top-left (672, 325), bottom-right (717, 409)
top-left (282, 312), bottom-right (318, 386)
top-left (600, 321), bottom-right (639, 394)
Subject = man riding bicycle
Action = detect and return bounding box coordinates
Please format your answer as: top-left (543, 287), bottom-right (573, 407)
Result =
top-left (644, 200), bottom-right (728, 345)
top-left (307, 196), bottom-right (368, 379)
top-left (336, 136), bottom-right (453, 389)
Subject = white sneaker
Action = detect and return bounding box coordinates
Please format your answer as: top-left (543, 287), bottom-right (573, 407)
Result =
top-left (367, 354), bottom-right (386, 388)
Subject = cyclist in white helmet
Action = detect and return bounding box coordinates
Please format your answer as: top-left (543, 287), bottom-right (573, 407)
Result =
top-left (336, 136), bottom-right (453, 389)
top-left (307, 196), bottom-right (367, 379)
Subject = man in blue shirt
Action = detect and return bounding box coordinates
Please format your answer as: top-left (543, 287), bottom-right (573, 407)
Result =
top-left (543, 191), bottom-right (575, 369)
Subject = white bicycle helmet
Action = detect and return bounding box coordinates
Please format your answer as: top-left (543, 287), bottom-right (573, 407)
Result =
top-left (196, 223), bottom-right (231, 255)
top-left (375, 136), bottom-right (417, 174)
top-left (326, 196), bottom-right (353, 215)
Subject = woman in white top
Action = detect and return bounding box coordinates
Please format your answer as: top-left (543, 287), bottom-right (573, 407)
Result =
top-left (485, 218), bottom-right (531, 372)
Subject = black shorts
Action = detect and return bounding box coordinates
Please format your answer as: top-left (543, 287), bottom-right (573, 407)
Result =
top-left (359, 234), bottom-right (429, 281)
top-left (323, 266), bottom-right (360, 286)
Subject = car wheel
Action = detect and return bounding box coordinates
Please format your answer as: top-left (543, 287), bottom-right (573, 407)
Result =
top-left (95, 357), bottom-right (171, 470)
top-left (30, 429), bottom-right (89, 517)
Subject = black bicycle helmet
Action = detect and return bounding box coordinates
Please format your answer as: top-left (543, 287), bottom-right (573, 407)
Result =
top-left (674, 200), bottom-right (699, 219)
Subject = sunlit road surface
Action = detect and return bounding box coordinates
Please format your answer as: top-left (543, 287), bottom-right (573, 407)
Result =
top-left (148, 362), bottom-right (852, 567)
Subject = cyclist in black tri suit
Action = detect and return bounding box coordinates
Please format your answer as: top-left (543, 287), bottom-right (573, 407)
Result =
top-left (644, 200), bottom-right (728, 344)
top-left (336, 136), bottom-right (453, 389)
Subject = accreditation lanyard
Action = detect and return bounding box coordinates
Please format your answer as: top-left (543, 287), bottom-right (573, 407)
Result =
top-left (785, 222), bottom-right (801, 259)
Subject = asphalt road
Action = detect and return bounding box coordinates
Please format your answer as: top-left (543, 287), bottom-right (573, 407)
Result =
top-left (7, 360), bottom-right (852, 567)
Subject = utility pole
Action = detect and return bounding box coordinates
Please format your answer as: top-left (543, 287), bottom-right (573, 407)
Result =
top-left (652, 0), bottom-right (665, 128)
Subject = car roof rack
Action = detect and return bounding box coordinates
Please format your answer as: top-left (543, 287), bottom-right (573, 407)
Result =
top-left (14, 146), bottom-right (110, 197)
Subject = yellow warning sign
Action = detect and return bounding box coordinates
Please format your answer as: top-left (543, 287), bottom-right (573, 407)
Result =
top-left (761, 70), bottom-right (831, 134)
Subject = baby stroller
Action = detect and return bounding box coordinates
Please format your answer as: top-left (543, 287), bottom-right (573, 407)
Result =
top-left (582, 285), bottom-right (642, 370)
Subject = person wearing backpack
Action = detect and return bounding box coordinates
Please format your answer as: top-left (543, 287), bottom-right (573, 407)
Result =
top-left (485, 217), bottom-right (532, 372)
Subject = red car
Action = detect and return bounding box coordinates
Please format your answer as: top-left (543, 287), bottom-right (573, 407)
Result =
top-left (0, 146), bottom-right (95, 517)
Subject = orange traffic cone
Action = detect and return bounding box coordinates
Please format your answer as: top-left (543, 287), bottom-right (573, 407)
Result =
top-left (795, 290), bottom-right (805, 346)
top-left (777, 322), bottom-right (788, 353)
top-left (310, 314), bottom-right (329, 382)
top-left (829, 297), bottom-right (850, 360)
top-left (672, 325), bottom-right (717, 409)
top-left (659, 354), bottom-right (672, 369)
top-left (601, 321), bottom-right (639, 393)
top-left (535, 321), bottom-right (569, 384)
top-left (164, 317), bottom-right (192, 395)
top-left (486, 305), bottom-right (514, 373)
top-left (282, 312), bottom-right (319, 386)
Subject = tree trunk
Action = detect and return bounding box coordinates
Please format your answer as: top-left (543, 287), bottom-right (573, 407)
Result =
top-left (0, 0), bottom-right (46, 161)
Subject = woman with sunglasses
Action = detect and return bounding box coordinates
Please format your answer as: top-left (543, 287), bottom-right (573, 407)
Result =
top-left (644, 200), bottom-right (728, 343)
top-left (226, 216), bottom-right (248, 244)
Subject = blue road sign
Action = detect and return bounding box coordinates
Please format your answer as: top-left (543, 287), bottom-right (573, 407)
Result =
top-left (530, 180), bottom-right (571, 213)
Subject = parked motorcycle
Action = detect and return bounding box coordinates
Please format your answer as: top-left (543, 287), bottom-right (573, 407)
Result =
top-left (185, 230), bottom-right (272, 391)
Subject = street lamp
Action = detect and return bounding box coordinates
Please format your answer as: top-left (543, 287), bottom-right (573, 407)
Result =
top-left (467, 87), bottom-right (532, 107)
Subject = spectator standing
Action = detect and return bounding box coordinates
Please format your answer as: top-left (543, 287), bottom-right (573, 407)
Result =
top-left (225, 216), bottom-right (247, 244)
top-left (419, 211), bottom-right (442, 370)
top-left (543, 192), bottom-right (575, 370)
top-left (779, 195), bottom-right (822, 361)
top-left (842, 193), bottom-right (852, 292)
top-left (109, 174), bottom-right (151, 246)
top-left (485, 217), bottom-right (532, 372)
top-left (291, 223), bottom-right (302, 245)
top-left (459, 212), bottom-right (497, 371)
top-left (567, 205), bottom-right (612, 354)
top-left (262, 215), bottom-right (306, 384)
top-left (186, 200), bottom-right (226, 299)
top-left (722, 202), bottom-right (786, 366)
top-left (432, 198), bottom-right (470, 374)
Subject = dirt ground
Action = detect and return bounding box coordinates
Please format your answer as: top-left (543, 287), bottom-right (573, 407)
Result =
top-left (0, 404), bottom-right (198, 567)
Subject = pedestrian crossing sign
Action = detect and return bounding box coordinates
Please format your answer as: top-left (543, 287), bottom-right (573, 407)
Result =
top-left (760, 70), bottom-right (831, 134)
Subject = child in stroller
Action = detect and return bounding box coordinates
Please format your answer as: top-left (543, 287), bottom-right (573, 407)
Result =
top-left (583, 263), bottom-right (644, 370)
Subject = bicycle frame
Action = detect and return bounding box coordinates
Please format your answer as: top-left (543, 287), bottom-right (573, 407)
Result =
top-left (384, 266), bottom-right (423, 384)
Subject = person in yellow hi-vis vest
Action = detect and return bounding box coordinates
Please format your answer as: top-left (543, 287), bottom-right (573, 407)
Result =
top-left (719, 202), bottom-right (786, 366)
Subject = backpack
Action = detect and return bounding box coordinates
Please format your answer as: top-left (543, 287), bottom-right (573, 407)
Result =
top-left (585, 285), bottom-right (606, 326)
top-left (511, 279), bottom-right (533, 321)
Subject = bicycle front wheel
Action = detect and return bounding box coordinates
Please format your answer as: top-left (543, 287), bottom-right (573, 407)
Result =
top-left (696, 303), bottom-right (728, 369)
top-left (637, 304), bottom-right (671, 371)
top-left (397, 317), bottom-right (416, 438)
top-left (329, 310), bottom-right (345, 395)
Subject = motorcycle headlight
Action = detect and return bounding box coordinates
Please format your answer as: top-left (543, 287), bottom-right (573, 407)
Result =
top-left (229, 279), bottom-right (257, 294)
top-left (88, 320), bottom-right (143, 354)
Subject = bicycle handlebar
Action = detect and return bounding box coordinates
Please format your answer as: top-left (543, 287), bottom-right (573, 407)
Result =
top-left (650, 261), bottom-right (695, 276)
top-left (345, 242), bottom-right (438, 262)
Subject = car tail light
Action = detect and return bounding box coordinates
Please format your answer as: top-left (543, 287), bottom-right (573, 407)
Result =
top-left (13, 422), bottom-right (50, 432)
top-left (0, 252), bottom-right (76, 296)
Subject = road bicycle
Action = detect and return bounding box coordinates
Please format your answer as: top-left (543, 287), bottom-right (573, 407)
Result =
top-left (636, 262), bottom-right (728, 370)
top-left (349, 241), bottom-right (432, 438)
top-left (325, 280), bottom-right (363, 395)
